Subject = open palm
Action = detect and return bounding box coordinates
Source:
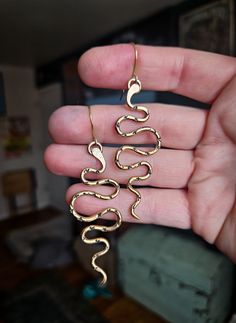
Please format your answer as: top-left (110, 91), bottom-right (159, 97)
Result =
top-left (44, 45), bottom-right (236, 262)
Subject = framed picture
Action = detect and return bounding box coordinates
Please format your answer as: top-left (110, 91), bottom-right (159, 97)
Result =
top-left (0, 116), bottom-right (32, 159)
top-left (0, 72), bottom-right (6, 116)
top-left (179, 0), bottom-right (235, 55)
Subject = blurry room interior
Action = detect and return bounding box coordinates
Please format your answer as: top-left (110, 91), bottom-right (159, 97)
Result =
top-left (0, 1), bottom-right (235, 323)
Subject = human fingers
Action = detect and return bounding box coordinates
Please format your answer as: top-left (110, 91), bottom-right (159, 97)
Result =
top-left (49, 104), bottom-right (207, 149)
top-left (78, 44), bottom-right (236, 103)
top-left (44, 144), bottom-right (194, 189)
top-left (66, 184), bottom-right (190, 229)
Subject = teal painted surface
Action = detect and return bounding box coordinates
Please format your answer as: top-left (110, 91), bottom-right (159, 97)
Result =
top-left (118, 225), bottom-right (235, 323)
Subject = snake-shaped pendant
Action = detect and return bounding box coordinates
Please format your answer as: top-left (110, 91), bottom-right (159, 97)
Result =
top-left (115, 76), bottom-right (161, 220)
top-left (70, 140), bottom-right (122, 285)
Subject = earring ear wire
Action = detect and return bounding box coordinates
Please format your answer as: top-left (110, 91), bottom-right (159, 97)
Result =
top-left (130, 42), bottom-right (138, 79)
top-left (120, 43), bottom-right (138, 102)
top-left (88, 105), bottom-right (98, 144)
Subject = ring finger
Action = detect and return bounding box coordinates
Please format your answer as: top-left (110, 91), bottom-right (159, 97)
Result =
top-left (45, 144), bottom-right (194, 189)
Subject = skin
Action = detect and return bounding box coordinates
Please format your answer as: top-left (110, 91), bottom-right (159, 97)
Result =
top-left (44, 44), bottom-right (236, 263)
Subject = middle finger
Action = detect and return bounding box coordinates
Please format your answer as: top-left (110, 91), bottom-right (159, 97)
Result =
top-left (49, 104), bottom-right (207, 150)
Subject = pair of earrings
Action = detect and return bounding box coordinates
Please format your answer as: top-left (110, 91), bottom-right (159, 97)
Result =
top-left (70, 44), bottom-right (161, 286)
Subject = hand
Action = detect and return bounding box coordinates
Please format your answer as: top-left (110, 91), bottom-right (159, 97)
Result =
top-left (44, 44), bottom-right (236, 262)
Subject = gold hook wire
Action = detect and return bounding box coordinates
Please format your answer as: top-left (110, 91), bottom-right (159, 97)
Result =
top-left (130, 42), bottom-right (138, 79)
top-left (88, 105), bottom-right (97, 143)
top-left (120, 43), bottom-right (138, 101)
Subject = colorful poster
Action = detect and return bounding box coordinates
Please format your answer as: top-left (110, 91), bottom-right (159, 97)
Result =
top-left (0, 116), bottom-right (32, 158)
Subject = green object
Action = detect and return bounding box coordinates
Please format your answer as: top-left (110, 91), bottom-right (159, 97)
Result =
top-left (118, 225), bottom-right (235, 323)
top-left (83, 280), bottom-right (112, 299)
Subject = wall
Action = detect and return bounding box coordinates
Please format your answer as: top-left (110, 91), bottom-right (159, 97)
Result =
top-left (38, 83), bottom-right (68, 213)
top-left (0, 65), bottom-right (50, 219)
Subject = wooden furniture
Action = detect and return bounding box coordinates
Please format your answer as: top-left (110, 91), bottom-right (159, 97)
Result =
top-left (1, 168), bottom-right (37, 216)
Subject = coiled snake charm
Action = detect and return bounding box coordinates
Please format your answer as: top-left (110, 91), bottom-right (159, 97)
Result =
top-left (70, 140), bottom-right (122, 285)
top-left (115, 76), bottom-right (161, 220)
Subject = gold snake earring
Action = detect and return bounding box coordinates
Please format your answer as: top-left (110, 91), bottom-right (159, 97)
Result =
top-left (70, 106), bottom-right (122, 286)
top-left (115, 43), bottom-right (161, 220)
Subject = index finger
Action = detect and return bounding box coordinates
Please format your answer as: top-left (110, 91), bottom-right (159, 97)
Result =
top-left (78, 44), bottom-right (236, 103)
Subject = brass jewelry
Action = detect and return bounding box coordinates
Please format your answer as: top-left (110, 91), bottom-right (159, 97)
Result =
top-left (115, 43), bottom-right (161, 220)
top-left (70, 106), bottom-right (122, 286)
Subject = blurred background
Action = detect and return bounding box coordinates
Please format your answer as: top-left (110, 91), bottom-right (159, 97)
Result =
top-left (0, 0), bottom-right (235, 322)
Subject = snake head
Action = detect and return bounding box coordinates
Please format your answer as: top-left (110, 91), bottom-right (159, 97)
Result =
top-left (127, 77), bottom-right (142, 108)
top-left (88, 141), bottom-right (106, 172)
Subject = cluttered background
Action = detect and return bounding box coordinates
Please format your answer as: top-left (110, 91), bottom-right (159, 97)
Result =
top-left (0, 1), bottom-right (235, 322)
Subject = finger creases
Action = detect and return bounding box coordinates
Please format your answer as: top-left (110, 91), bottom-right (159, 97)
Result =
top-left (66, 183), bottom-right (191, 229)
top-left (48, 104), bottom-right (207, 149)
top-left (78, 44), bottom-right (236, 103)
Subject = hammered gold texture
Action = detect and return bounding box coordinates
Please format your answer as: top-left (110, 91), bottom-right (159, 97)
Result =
top-left (70, 141), bottom-right (122, 286)
top-left (115, 77), bottom-right (161, 220)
